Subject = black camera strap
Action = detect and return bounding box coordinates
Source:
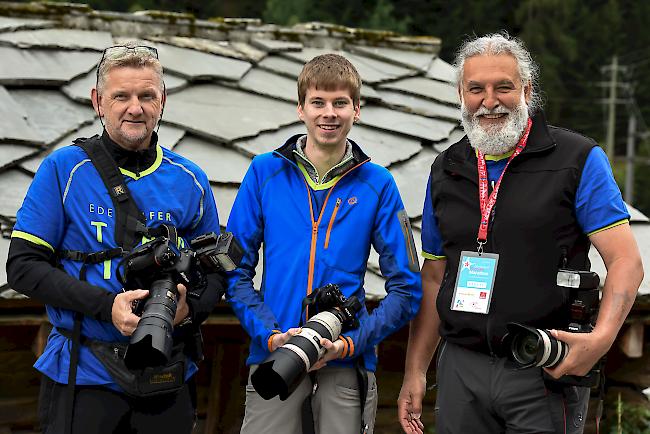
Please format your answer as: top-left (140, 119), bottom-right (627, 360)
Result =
top-left (63, 311), bottom-right (82, 434)
top-left (355, 357), bottom-right (369, 434)
top-left (59, 135), bottom-right (148, 434)
top-left (73, 135), bottom-right (147, 250)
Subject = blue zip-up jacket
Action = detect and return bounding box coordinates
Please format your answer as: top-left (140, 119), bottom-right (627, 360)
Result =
top-left (226, 135), bottom-right (422, 371)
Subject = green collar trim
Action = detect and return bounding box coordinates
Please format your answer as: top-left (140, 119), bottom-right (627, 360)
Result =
top-left (475, 148), bottom-right (515, 161)
top-left (297, 161), bottom-right (341, 190)
top-left (119, 145), bottom-right (163, 180)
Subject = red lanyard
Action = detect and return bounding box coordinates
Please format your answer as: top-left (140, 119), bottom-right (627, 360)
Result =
top-left (476, 118), bottom-right (532, 253)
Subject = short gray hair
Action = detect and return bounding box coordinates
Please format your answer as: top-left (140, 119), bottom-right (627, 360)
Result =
top-left (454, 32), bottom-right (542, 114)
top-left (96, 42), bottom-right (164, 95)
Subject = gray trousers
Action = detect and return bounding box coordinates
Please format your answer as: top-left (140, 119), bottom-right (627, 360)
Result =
top-left (435, 341), bottom-right (590, 434)
top-left (241, 365), bottom-right (378, 434)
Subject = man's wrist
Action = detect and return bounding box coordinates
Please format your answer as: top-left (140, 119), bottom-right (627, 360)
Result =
top-left (590, 326), bottom-right (618, 351)
top-left (268, 330), bottom-right (281, 352)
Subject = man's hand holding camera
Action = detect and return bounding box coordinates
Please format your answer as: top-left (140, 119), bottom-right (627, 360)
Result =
top-left (545, 328), bottom-right (612, 378)
top-left (269, 328), bottom-right (345, 370)
top-left (310, 338), bottom-right (345, 371)
top-left (173, 283), bottom-right (190, 326)
top-left (112, 289), bottom-right (148, 336)
top-left (270, 327), bottom-right (302, 352)
top-left (111, 283), bottom-right (190, 336)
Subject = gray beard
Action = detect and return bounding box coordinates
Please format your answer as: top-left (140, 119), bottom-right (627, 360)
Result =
top-left (461, 98), bottom-right (529, 156)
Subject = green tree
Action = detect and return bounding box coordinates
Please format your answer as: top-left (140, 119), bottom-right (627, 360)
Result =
top-left (263, 0), bottom-right (322, 26)
top-left (359, 0), bottom-right (411, 34)
top-left (263, 0), bottom-right (410, 34)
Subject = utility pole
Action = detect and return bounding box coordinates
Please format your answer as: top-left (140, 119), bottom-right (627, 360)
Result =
top-left (624, 111), bottom-right (636, 204)
top-left (606, 55), bottom-right (618, 162)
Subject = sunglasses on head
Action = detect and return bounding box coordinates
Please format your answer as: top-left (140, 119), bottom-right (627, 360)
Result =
top-left (103, 44), bottom-right (158, 59)
top-left (98, 45), bottom-right (158, 67)
top-left (96, 45), bottom-right (159, 81)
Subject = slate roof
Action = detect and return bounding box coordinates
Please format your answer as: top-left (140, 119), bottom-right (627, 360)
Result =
top-left (0, 2), bottom-right (459, 299)
top-left (0, 2), bottom-right (647, 303)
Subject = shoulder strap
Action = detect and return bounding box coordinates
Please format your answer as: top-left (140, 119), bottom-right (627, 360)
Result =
top-left (73, 135), bottom-right (146, 250)
top-left (59, 136), bottom-right (146, 434)
top-left (64, 312), bottom-right (83, 434)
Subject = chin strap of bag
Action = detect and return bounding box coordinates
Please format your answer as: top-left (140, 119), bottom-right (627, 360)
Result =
top-left (62, 135), bottom-right (147, 434)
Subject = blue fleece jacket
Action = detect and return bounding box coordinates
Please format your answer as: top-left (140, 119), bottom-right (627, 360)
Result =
top-left (226, 136), bottom-right (422, 371)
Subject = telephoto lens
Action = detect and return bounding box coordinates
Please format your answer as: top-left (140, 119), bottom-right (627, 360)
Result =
top-left (124, 276), bottom-right (178, 369)
top-left (251, 290), bottom-right (361, 401)
top-left (503, 322), bottom-right (568, 369)
top-left (251, 310), bottom-right (343, 400)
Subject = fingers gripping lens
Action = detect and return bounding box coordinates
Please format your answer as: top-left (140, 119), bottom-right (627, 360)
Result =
top-left (251, 284), bottom-right (362, 401)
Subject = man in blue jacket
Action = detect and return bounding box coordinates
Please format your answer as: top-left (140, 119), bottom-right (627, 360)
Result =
top-left (7, 44), bottom-right (223, 433)
top-left (226, 53), bottom-right (422, 433)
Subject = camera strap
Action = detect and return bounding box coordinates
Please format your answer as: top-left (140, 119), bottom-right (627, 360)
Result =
top-left (59, 136), bottom-right (150, 278)
top-left (73, 134), bottom-right (147, 250)
top-left (58, 135), bottom-right (148, 434)
top-left (63, 311), bottom-right (82, 434)
top-left (354, 357), bottom-right (369, 434)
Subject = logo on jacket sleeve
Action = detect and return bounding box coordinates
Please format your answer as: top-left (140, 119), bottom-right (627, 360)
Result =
top-left (347, 196), bottom-right (358, 205)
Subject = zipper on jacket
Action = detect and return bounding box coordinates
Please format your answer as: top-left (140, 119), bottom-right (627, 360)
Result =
top-left (324, 198), bottom-right (342, 249)
top-left (301, 159), bottom-right (369, 319)
top-left (306, 220), bottom-right (319, 318)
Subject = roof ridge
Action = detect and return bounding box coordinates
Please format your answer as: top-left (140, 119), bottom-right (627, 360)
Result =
top-left (0, 1), bottom-right (440, 52)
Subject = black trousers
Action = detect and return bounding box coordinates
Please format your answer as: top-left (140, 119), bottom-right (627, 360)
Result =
top-left (435, 341), bottom-right (589, 434)
top-left (38, 375), bottom-right (196, 434)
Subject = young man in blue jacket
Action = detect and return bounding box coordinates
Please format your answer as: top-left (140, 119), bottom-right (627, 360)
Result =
top-left (226, 53), bottom-right (422, 433)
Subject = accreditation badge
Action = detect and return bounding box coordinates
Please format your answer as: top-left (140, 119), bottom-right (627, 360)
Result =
top-left (451, 251), bottom-right (499, 314)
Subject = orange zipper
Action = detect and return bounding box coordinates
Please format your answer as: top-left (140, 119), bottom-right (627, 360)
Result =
top-left (304, 182), bottom-right (335, 319)
top-left (324, 198), bottom-right (342, 249)
top-left (301, 159), bottom-right (370, 319)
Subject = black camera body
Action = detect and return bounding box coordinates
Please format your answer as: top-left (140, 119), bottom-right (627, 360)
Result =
top-left (304, 283), bottom-right (361, 331)
top-left (503, 269), bottom-right (602, 387)
top-left (119, 229), bottom-right (243, 369)
top-left (251, 284), bottom-right (362, 401)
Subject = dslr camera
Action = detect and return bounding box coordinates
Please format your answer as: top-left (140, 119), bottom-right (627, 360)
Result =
top-left (251, 283), bottom-right (362, 400)
top-left (502, 269), bottom-right (602, 387)
top-left (118, 228), bottom-right (243, 369)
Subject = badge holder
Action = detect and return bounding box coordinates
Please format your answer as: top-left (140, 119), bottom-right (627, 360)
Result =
top-left (451, 249), bottom-right (499, 314)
